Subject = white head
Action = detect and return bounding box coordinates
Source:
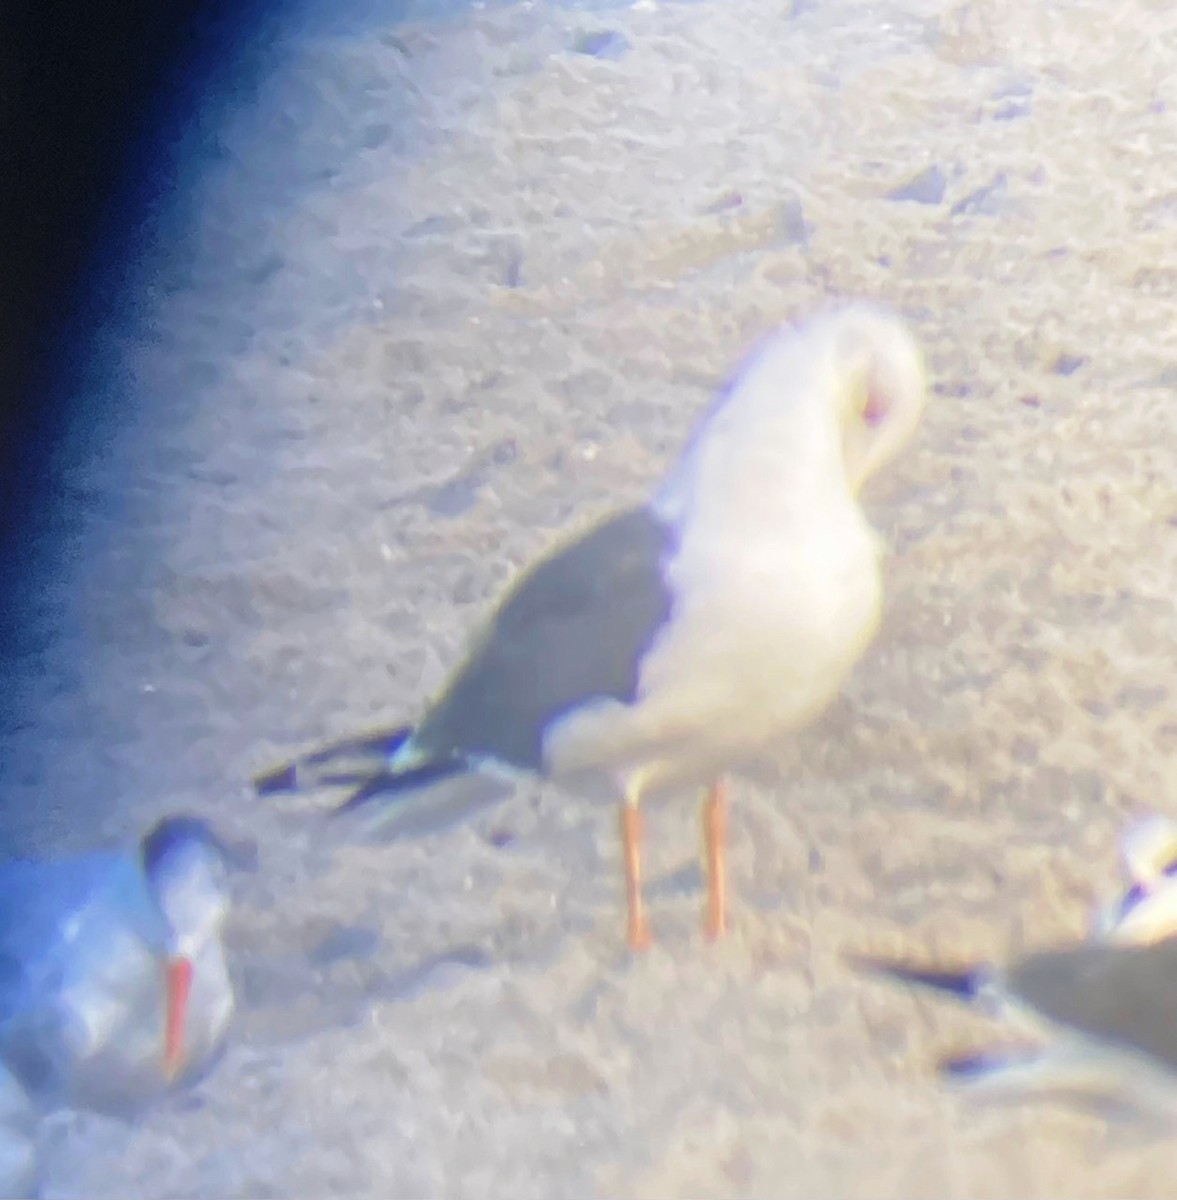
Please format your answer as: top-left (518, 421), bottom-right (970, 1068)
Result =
top-left (139, 816), bottom-right (242, 959)
top-left (651, 301), bottom-right (927, 528)
top-left (816, 303), bottom-right (928, 494)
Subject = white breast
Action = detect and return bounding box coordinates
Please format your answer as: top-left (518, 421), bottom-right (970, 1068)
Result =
top-left (637, 503), bottom-right (883, 758)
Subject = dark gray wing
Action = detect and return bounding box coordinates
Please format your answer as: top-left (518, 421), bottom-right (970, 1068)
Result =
top-left (414, 505), bottom-right (676, 770)
top-left (1009, 936), bottom-right (1177, 1071)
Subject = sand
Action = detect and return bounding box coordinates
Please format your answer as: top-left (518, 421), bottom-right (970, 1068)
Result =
top-left (6, 0), bottom-right (1177, 1194)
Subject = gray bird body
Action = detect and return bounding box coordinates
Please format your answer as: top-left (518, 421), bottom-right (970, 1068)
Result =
top-left (1004, 937), bottom-right (1177, 1076)
top-left (856, 819), bottom-right (1177, 1115)
top-left (0, 818), bottom-right (237, 1118)
top-left (929, 938), bottom-right (1177, 1118)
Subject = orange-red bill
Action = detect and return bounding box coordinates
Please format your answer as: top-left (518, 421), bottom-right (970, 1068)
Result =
top-left (163, 955), bottom-right (194, 1079)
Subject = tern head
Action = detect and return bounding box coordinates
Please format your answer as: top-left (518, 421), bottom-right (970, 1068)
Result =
top-left (139, 815), bottom-right (243, 1078)
top-left (140, 815), bottom-right (241, 951)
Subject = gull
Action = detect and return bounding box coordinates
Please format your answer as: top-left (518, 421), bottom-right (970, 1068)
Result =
top-left (852, 817), bottom-right (1177, 1116)
top-left (255, 301), bottom-right (928, 949)
top-left (0, 815), bottom-right (240, 1117)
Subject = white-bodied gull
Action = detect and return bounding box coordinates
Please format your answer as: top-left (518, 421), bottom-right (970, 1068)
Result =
top-left (256, 301), bottom-right (928, 949)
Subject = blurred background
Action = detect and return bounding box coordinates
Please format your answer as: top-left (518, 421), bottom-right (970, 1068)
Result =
top-left (0, 0), bottom-right (266, 844)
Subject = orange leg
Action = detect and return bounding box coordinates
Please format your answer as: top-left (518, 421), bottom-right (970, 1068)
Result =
top-left (621, 803), bottom-right (652, 951)
top-left (703, 779), bottom-right (728, 940)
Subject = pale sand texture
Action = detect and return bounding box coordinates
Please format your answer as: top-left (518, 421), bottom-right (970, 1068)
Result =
top-left (6, 0), bottom-right (1177, 1194)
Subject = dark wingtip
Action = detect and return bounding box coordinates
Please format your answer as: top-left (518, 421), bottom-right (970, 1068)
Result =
top-left (330, 757), bottom-right (467, 818)
top-left (843, 950), bottom-right (920, 981)
top-left (254, 726), bottom-right (416, 798)
top-left (940, 1051), bottom-right (1000, 1080)
top-left (332, 777), bottom-right (394, 816)
top-left (304, 725), bottom-right (414, 766)
top-left (939, 1046), bottom-right (1040, 1080)
top-left (845, 952), bottom-right (980, 1001)
top-left (254, 763), bottom-right (298, 796)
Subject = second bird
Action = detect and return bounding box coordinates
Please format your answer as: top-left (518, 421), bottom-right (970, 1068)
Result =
top-left (0, 815), bottom-right (239, 1118)
top-left (256, 301), bottom-right (928, 949)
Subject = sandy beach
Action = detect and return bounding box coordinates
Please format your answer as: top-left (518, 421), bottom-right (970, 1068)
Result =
top-left (6, 0), bottom-right (1177, 1194)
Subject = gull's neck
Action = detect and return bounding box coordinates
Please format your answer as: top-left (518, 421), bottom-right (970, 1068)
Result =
top-left (651, 347), bottom-right (853, 535)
